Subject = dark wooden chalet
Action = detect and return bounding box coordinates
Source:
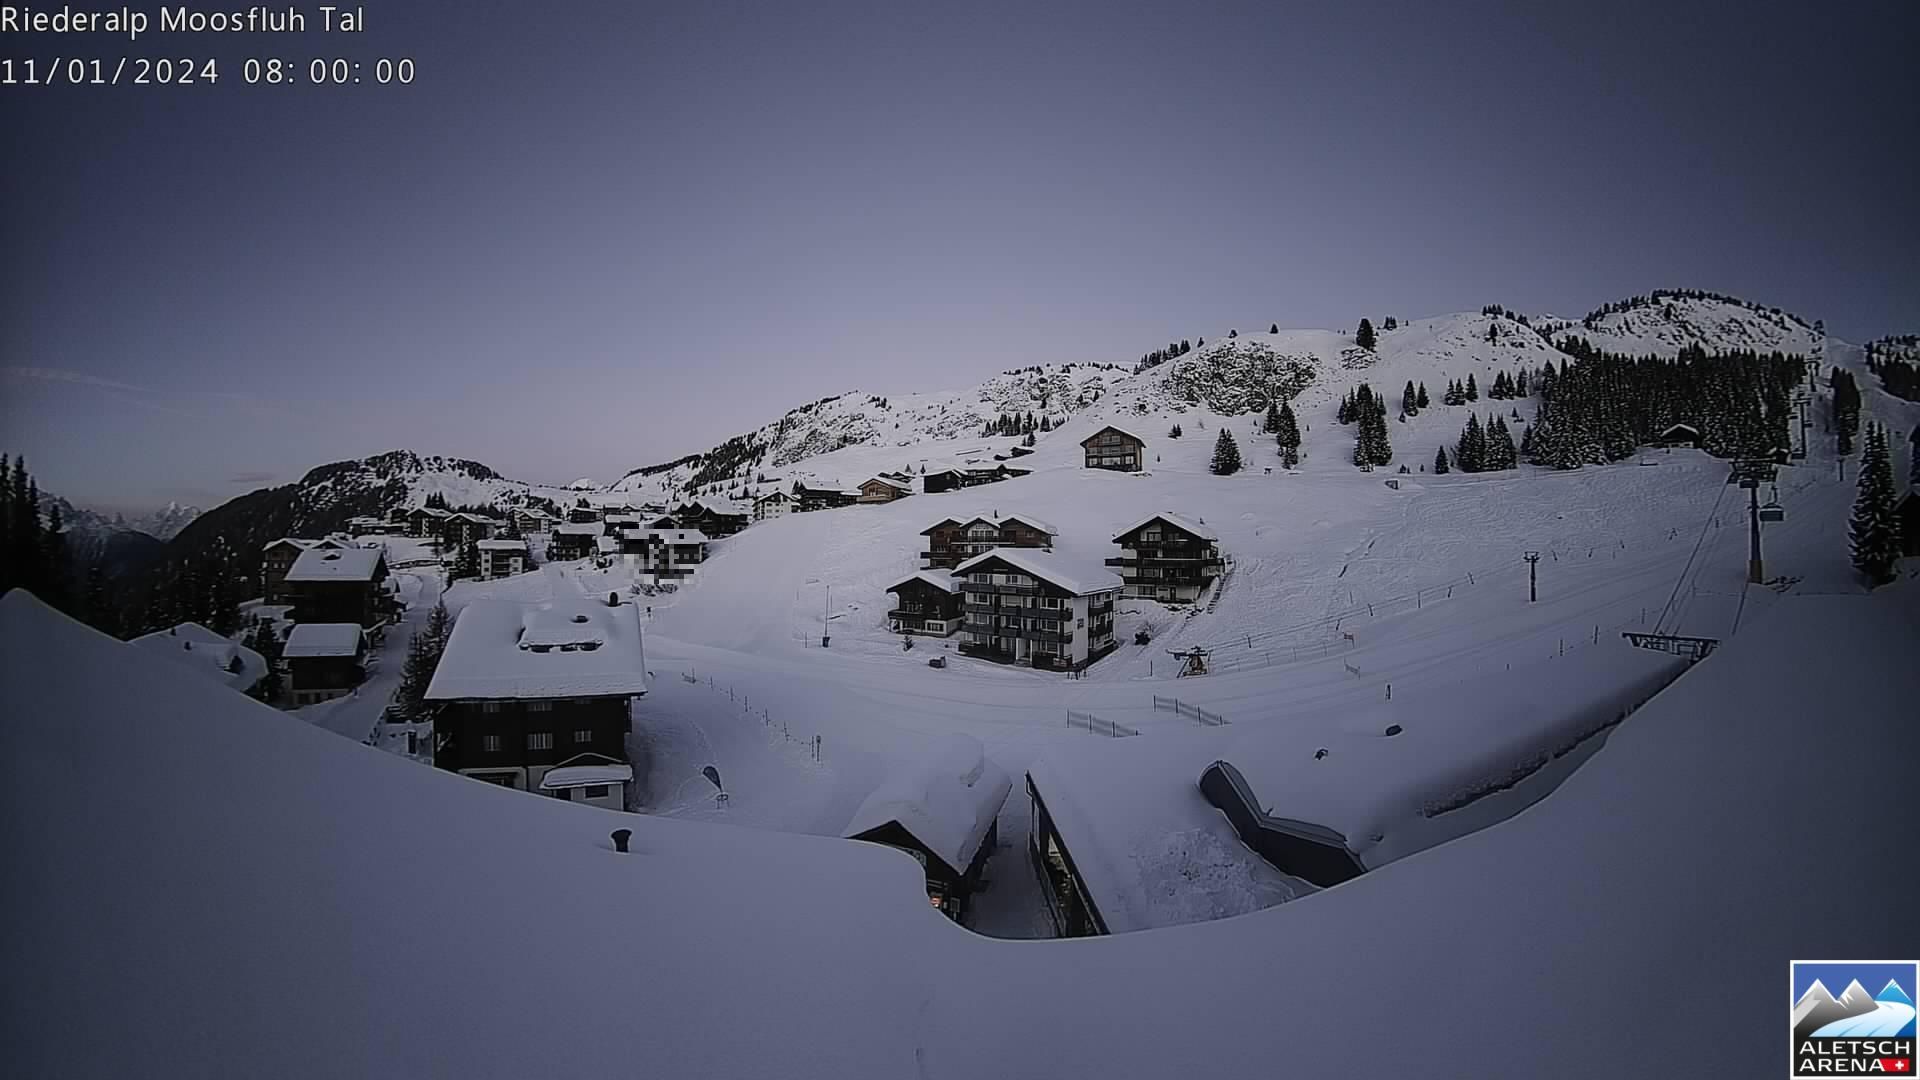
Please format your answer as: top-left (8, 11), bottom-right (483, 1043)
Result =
top-left (282, 623), bottom-right (367, 706)
top-left (920, 512), bottom-right (1057, 569)
top-left (857, 476), bottom-right (913, 504)
top-left (548, 522), bottom-right (605, 561)
top-left (260, 538), bottom-right (314, 604)
top-left (440, 513), bottom-right (502, 548)
top-left (425, 597), bottom-right (650, 797)
top-left (284, 547), bottom-right (395, 628)
top-left (922, 468), bottom-right (964, 494)
top-left (1081, 426), bottom-right (1145, 472)
top-left (795, 484), bottom-right (860, 513)
top-left (404, 506), bottom-right (449, 538)
top-left (1107, 512), bottom-right (1224, 604)
top-left (886, 571), bottom-right (963, 636)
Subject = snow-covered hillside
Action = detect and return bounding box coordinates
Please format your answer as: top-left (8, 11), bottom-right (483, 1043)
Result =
top-left (588, 294), bottom-right (1829, 506)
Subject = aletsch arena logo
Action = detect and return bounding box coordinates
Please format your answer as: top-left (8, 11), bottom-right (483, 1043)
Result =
top-left (1791, 961), bottom-right (1917, 1076)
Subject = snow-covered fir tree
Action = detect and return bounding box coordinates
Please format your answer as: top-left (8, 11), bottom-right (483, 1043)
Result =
top-left (1210, 429), bottom-right (1243, 475)
top-left (1849, 424), bottom-right (1902, 584)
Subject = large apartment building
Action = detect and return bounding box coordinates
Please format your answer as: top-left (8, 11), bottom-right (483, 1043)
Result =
top-left (953, 549), bottom-right (1121, 672)
top-left (919, 512), bottom-right (1057, 570)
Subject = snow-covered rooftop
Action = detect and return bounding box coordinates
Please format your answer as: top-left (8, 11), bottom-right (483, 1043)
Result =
top-left (1081, 424), bottom-right (1144, 444)
top-left (888, 569), bottom-right (960, 595)
top-left (1026, 640), bottom-right (1687, 933)
top-left (952, 546), bottom-right (1123, 596)
top-left (957, 511), bottom-right (1057, 536)
top-left (621, 528), bottom-right (710, 544)
top-left (261, 537), bottom-right (316, 553)
top-left (0, 585), bottom-right (1915, 1076)
top-left (282, 623), bottom-right (365, 659)
top-left (539, 757), bottom-right (634, 790)
top-left (1112, 512), bottom-right (1217, 542)
top-left (555, 522), bottom-right (606, 536)
top-left (477, 539), bottom-right (529, 551)
top-left (283, 547), bottom-right (384, 583)
top-left (128, 622), bottom-right (266, 693)
top-left (862, 476), bottom-right (913, 492)
top-left (843, 734), bottom-right (1012, 881)
top-left (425, 597), bottom-right (649, 701)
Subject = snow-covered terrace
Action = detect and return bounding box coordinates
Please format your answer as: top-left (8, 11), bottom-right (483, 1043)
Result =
top-left (425, 597), bottom-right (649, 701)
top-left (128, 622), bottom-right (266, 692)
top-left (0, 586), bottom-right (1913, 1076)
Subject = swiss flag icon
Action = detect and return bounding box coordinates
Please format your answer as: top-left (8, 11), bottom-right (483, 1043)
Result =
top-left (1880, 1059), bottom-right (1912, 1073)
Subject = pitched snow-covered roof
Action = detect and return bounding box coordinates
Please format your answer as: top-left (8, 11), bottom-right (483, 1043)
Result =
top-left (1080, 424), bottom-right (1144, 445)
top-left (754, 490), bottom-right (793, 504)
top-left (621, 528), bottom-right (710, 544)
top-left (958, 512), bottom-right (1057, 536)
top-left (1112, 512), bottom-right (1218, 542)
top-left (862, 476), bottom-right (913, 492)
top-left (539, 755), bottom-right (634, 790)
top-left (425, 597), bottom-right (649, 701)
top-left (889, 570), bottom-right (960, 595)
top-left (282, 623), bottom-right (365, 659)
top-left (595, 535), bottom-right (620, 554)
top-left (919, 517), bottom-right (963, 534)
top-left (262, 537), bottom-right (316, 553)
top-left (952, 547), bottom-right (1123, 596)
top-left (843, 734), bottom-right (1012, 881)
top-left (477, 539), bottom-right (529, 551)
top-left (284, 547), bottom-right (384, 582)
top-left (128, 622), bottom-right (266, 692)
top-left (409, 506), bottom-right (450, 517)
top-left (555, 522), bottom-right (606, 536)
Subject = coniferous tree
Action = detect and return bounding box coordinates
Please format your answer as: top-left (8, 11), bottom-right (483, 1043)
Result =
top-left (1274, 401), bottom-right (1301, 461)
top-left (1401, 380), bottom-right (1418, 416)
top-left (1465, 373), bottom-right (1479, 401)
top-left (1433, 446), bottom-right (1449, 474)
top-left (455, 540), bottom-right (480, 581)
top-left (1487, 416), bottom-right (1518, 470)
top-left (39, 500), bottom-right (71, 613)
top-left (1455, 414), bottom-right (1486, 472)
top-left (1022, 432), bottom-right (1036, 447)
top-left (0, 454), bottom-right (11, 596)
top-left (1516, 369), bottom-right (1529, 397)
top-left (1210, 429), bottom-right (1243, 475)
top-left (1383, 316), bottom-right (1398, 331)
top-left (1416, 382), bottom-right (1430, 410)
top-left (1264, 402), bottom-right (1282, 435)
top-left (1270, 323), bottom-right (1279, 334)
top-left (1849, 424), bottom-right (1902, 585)
top-left (1168, 423), bottom-right (1183, 439)
top-left (1356, 318), bottom-right (1377, 350)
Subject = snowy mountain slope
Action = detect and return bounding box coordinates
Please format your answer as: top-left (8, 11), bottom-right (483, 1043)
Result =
top-left (4, 576), bottom-right (1914, 1077)
top-left (591, 293), bottom-right (1824, 509)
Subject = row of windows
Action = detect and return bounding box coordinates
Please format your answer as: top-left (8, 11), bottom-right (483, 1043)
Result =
top-left (479, 730), bottom-right (596, 752)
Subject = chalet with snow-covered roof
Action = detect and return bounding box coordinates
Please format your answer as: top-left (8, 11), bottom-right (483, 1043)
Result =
top-left (921, 467), bottom-right (965, 494)
top-left (858, 476), bottom-right (914, 504)
top-left (129, 622), bottom-right (267, 697)
top-left (509, 506), bottom-right (556, 534)
top-left (477, 538), bottom-right (531, 581)
top-left (1107, 513), bottom-right (1224, 604)
top-left (282, 623), bottom-right (367, 706)
top-left (547, 522), bottom-right (605, 561)
top-left (1658, 423), bottom-right (1701, 448)
top-left (795, 484), bottom-right (860, 513)
top-left (425, 595), bottom-right (649, 801)
top-left (535, 752), bottom-right (633, 811)
top-left (618, 528), bottom-right (708, 581)
top-left (403, 506), bottom-right (449, 538)
top-left (566, 504), bottom-right (605, 525)
top-left (954, 548), bottom-right (1121, 671)
top-left (670, 500), bottom-right (750, 538)
top-left (260, 538), bottom-right (316, 603)
top-left (753, 490), bottom-right (795, 520)
top-left (962, 463), bottom-right (1032, 486)
top-left (346, 515), bottom-right (395, 535)
top-left (440, 512), bottom-right (503, 548)
top-left (843, 734), bottom-right (1012, 922)
top-left (1081, 426), bottom-right (1145, 472)
top-left (886, 570), bottom-right (963, 636)
top-left (920, 512), bottom-right (1058, 570)
top-left (284, 547), bottom-right (394, 628)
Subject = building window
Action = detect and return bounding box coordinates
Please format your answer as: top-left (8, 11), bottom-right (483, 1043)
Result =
top-left (527, 700), bottom-right (553, 713)
top-left (482, 734), bottom-right (502, 753)
top-left (574, 729), bottom-right (593, 743)
top-left (584, 785), bottom-right (610, 798)
top-left (480, 701), bottom-right (502, 714)
top-left (527, 732), bottom-right (553, 750)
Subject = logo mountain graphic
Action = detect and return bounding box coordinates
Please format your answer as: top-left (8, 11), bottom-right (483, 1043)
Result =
top-left (1793, 979), bottom-right (1879, 1041)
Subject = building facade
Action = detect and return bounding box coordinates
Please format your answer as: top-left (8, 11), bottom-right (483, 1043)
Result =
top-left (920, 513), bottom-right (1057, 570)
top-left (548, 522), bottom-right (604, 561)
top-left (886, 571), bottom-right (963, 636)
top-left (1106, 513), bottom-right (1224, 604)
top-left (953, 550), bottom-right (1120, 672)
top-left (260, 538), bottom-right (314, 604)
top-left (857, 476), bottom-right (913, 504)
top-left (1081, 426), bottom-right (1145, 472)
top-left (477, 538), bottom-right (530, 581)
top-left (795, 485), bottom-right (859, 513)
top-left (282, 623), bottom-right (367, 707)
top-left (284, 547), bottom-right (395, 628)
top-left (618, 528), bottom-right (708, 581)
top-left (753, 491), bottom-right (795, 520)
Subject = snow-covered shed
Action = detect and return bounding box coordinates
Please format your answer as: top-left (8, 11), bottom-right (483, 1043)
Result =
top-left (843, 733), bottom-right (1012, 920)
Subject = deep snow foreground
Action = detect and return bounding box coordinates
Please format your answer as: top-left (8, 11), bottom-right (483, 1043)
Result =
top-left (1, 585), bottom-right (1914, 1077)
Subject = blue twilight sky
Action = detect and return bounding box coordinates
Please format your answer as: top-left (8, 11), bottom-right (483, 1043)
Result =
top-left (3, 0), bottom-right (1916, 510)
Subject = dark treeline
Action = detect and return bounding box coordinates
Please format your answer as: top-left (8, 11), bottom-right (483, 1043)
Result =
top-left (1865, 339), bottom-right (1920, 404)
